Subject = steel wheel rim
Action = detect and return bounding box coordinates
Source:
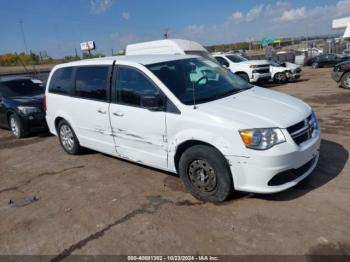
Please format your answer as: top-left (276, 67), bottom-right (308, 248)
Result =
top-left (188, 160), bottom-right (217, 193)
top-left (10, 117), bottom-right (19, 137)
top-left (275, 73), bottom-right (285, 83)
top-left (344, 76), bottom-right (350, 87)
top-left (60, 125), bottom-right (74, 151)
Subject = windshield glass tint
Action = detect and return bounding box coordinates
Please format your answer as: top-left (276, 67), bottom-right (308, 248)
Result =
top-left (0, 80), bottom-right (44, 97)
top-left (226, 55), bottom-right (247, 63)
top-left (184, 51), bottom-right (220, 64)
top-left (147, 58), bottom-right (252, 105)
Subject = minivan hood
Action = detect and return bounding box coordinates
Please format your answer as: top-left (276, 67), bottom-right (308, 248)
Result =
top-left (196, 87), bottom-right (311, 128)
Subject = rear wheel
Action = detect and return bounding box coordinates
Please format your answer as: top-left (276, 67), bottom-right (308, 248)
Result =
top-left (274, 72), bottom-right (288, 84)
top-left (236, 72), bottom-right (250, 83)
top-left (178, 145), bottom-right (234, 202)
top-left (8, 114), bottom-right (28, 139)
top-left (340, 72), bottom-right (350, 89)
top-left (57, 120), bottom-right (82, 155)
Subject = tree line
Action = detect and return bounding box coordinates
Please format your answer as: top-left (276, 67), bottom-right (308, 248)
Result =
top-left (0, 52), bottom-right (107, 66)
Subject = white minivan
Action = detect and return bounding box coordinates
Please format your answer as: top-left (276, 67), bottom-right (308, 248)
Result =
top-left (45, 54), bottom-right (320, 202)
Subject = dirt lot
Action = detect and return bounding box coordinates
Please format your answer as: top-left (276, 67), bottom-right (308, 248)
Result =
top-left (0, 67), bottom-right (349, 258)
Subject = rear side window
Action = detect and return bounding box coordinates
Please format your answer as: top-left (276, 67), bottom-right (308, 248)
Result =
top-left (215, 57), bottom-right (229, 67)
top-left (116, 66), bottom-right (159, 107)
top-left (75, 66), bottom-right (109, 101)
top-left (49, 67), bottom-right (74, 95)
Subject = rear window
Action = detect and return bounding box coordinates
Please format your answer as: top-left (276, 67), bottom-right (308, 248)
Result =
top-left (49, 67), bottom-right (74, 95)
top-left (75, 66), bottom-right (109, 101)
top-left (0, 79), bottom-right (44, 97)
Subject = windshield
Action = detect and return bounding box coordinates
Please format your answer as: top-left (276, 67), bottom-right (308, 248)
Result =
top-left (0, 80), bottom-right (44, 97)
top-left (184, 51), bottom-right (220, 64)
top-left (226, 54), bottom-right (248, 63)
top-left (147, 57), bottom-right (253, 105)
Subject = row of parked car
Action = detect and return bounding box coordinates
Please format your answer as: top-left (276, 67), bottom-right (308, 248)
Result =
top-left (213, 53), bottom-right (301, 84)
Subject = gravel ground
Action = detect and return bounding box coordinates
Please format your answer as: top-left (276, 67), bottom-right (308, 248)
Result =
top-left (0, 67), bottom-right (349, 258)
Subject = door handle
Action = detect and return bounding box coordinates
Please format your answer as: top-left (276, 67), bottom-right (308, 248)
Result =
top-left (113, 112), bottom-right (124, 117)
top-left (97, 109), bottom-right (107, 114)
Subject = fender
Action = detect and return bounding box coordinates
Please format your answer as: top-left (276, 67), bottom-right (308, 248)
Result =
top-left (52, 110), bottom-right (77, 136)
top-left (167, 128), bottom-right (242, 171)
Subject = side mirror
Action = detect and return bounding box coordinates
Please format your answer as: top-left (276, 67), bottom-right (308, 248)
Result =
top-left (141, 95), bottom-right (164, 111)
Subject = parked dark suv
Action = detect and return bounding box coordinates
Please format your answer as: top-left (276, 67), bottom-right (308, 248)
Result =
top-left (0, 77), bottom-right (47, 138)
top-left (332, 61), bottom-right (350, 89)
top-left (307, 54), bottom-right (349, 69)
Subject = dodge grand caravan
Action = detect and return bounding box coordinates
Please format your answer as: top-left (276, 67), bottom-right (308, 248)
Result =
top-left (45, 55), bottom-right (320, 202)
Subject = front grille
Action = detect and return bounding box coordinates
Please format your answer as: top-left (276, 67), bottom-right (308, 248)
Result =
top-left (256, 64), bottom-right (270, 68)
top-left (287, 114), bottom-right (315, 145)
top-left (268, 156), bottom-right (317, 186)
top-left (256, 68), bottom-right (270, 74)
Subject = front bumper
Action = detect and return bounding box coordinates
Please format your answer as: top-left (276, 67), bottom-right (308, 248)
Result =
top-left (20, 113), bottom-right (48, 132)
top-left (227, 129), bottom-right (321, 194)
top-left (331, 71), bottom-right (343, 83)
top-left (251, 73), bottom-right (271, 83)
top-left (288, 72), bottom-right (302, 80)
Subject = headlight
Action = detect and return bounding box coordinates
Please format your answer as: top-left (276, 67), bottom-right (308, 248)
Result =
top-left (239, 128), bottom-right (286, 150)
top-left (250, 65), bottom-right (258, 68)
top-left (17, 106), bottom-right (41, 115)
top-left (310, 111), bottom-right (319, 133)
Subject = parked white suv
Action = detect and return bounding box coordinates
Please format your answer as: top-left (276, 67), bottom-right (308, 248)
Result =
top-left (45, 54), bottom-right (320, 202)
top-left (214, 54), bottom-right (271, 84)
top-left (269, 61), bottom-right (302, 84)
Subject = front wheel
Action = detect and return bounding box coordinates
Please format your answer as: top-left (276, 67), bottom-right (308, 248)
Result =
top-left (340, 72), bottom-right (350, 89)
top-left (312, 62), bottom-right (319, 69)
top-left (236, 73), bottom-right (250, 83)
top-left (58, 120), bottom-right (82, 155)
top-left (274, 72), bottom-right (288, 84)
top-left (178, 145), bottom-right (234, 202)
top-left (9, 114), bottom-right (28, 138)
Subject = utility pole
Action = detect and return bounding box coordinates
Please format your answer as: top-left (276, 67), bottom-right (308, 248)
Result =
top-left (111, 48), bottom-right (114, 56)
top-left (164, 29), bottom-right (169, 39)
top-left (19, 19), bottom-right (28, 53)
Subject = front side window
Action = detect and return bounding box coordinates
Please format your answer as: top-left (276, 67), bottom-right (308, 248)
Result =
top-left (116, 67), bottom-right (160, 108)
top-left (215, 57), bottom-right (229, 67)
top-left (226, 55), bottom-right (247, 63)
top-left (49, 67), bottom-right (74, 95)
top-left (147, 57), bottom-right (252, 105)
top-left (75, 66), bottom-right (109, 101)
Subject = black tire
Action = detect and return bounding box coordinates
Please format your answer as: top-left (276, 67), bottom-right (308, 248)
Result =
top-left (312, 62), bottom-right (319, 69)
top-left (236, 73), bottom-right (250, 83)
top-left (8, 114), bottom-right (28, 139)
top-left (274, 72), bottom-right (288, 84)
top-left (57, 119), bottom-right (82, 155)
top-left (178, 145), bottom-right (234, 202)
top-left (340, 72), bottom-right (350, 89)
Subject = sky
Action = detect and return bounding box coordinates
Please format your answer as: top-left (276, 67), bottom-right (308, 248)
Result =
top-left (0, 0), bottom-right (348, 58)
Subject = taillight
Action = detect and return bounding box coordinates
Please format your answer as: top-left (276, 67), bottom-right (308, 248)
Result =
top-left (43, 95), bottom-right (47, 112)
